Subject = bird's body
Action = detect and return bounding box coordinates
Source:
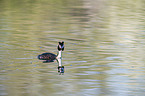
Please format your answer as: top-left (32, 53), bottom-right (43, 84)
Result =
top-left (38, 41), bottom-right (64, 62)
top-left (38, 53), bottom-right (57, 62)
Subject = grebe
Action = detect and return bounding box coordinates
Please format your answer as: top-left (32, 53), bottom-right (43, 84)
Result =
top-left (38, 41), bottom-right (64, 62)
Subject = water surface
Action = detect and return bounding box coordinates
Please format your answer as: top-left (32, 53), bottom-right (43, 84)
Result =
top-left (0, 0), bottom-right (145, 96)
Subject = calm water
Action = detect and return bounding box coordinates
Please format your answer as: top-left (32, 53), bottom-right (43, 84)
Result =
top-left (0, 0), bottom-right (145, 96)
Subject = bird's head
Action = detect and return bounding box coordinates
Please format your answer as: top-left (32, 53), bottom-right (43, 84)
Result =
top-left (57, 41), bottom-right (64, 51)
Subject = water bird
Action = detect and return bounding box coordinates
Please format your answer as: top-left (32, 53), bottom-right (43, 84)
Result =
top-left (38, 41), bottom-right (64, 62)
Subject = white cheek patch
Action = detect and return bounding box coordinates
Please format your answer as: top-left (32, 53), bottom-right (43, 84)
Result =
top-left (59, 45), bottom-right (62, 48)
top-left (59, 44), bottom-right (64, 48)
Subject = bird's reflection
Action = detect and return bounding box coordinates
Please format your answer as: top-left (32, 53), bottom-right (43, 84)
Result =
top-left (42, 60), bottom-right (54, 63)
top-left (57, 58), bottom-right (64, 75)
top-left (58, 66), bottom-right (64, 75)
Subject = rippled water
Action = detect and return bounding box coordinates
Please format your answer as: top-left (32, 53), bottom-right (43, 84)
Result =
top-left (1, 0), bottom-right (145, 96)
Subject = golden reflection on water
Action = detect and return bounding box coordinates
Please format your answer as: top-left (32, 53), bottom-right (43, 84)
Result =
top-left (0, 0), bottom-right (145, 96)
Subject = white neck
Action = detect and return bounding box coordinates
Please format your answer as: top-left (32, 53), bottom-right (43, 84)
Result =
top-left (57, 51), bottom-right (62, 66)
top-left (57, 58), bottom-right (62, 66)
top-left (57, 51), bottom-right (62, 59)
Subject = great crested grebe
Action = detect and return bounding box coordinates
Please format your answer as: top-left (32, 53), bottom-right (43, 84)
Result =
top-left (38, 41), bottom-right (64, 62)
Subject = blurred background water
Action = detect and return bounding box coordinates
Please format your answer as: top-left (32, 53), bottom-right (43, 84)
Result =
top-left (0, 0), bottom-right (145, 96)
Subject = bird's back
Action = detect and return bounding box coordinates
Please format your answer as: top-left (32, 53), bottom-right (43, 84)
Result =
top-left (38, 53), bottom-right (57, 61)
